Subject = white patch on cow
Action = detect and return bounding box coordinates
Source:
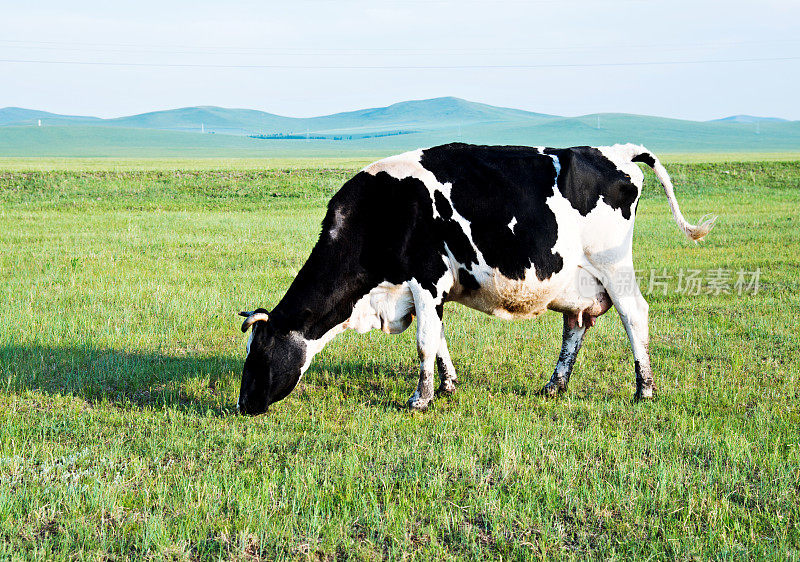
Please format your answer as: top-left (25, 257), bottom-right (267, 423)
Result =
top-left (580, 198), bottom-right (635, 267)
top-left (432, 264), bottom-right (456, 304)
top-left (363, 149), bottom-right (424, 179)
top-left (299, 281), bottom-right (416, 374)
top-left (300, 322), bottom-right (348, 374)
top-left (349, 281), bottom-right (415, 334)
top-left (246, 329), bottom-right (254, 357)
top-left (507, 217), bottom-right (517, 232)
top-left (544, 153), bottom-right (582, 274)
top-left (329, 207), bottom-right (345, 240)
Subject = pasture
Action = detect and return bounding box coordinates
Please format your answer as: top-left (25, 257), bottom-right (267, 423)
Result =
top-left (0, 158), bottom-right (798, 559)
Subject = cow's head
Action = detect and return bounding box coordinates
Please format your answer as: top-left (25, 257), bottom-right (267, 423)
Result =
top-left (237, 309), bottom-right (306, 415)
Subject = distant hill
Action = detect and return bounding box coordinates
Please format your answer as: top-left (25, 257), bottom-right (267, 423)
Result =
top-left (710, 115), bottom-right (789, 124)
top-left (0, 97), bottom-right (556, 136)
top-left (0, 97), bottom-right (797, 157)
top-left (0, 107), bottom-right (101, 126)
top-left (103, 106), bottom-right (294, 135)
top-left (304, 97), bottom-right (555, 133)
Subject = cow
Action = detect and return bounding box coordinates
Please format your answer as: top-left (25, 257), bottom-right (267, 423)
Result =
top-left (237, 143), bottom-right (715, 415)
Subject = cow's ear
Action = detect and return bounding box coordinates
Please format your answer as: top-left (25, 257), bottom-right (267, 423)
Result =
top-left (298, 307), bottom-right (314, 324)
top-left (240, 309), bottom-right (270, 332)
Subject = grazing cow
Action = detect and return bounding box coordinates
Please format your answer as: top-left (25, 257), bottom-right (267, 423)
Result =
top-left (238, 143), bottom-right (715, 415)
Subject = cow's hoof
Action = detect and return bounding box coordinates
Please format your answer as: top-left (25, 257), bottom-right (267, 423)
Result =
top-left (408, 390), bottom-right (433, 411)
top-left (438, 380), bottom-right (457, 394)
top-left (408, 398), bottom-right (431, 411)
top-left (634, 386), bottom-right (654, 402)
top-left (541, 381), bottom-right (565, 397)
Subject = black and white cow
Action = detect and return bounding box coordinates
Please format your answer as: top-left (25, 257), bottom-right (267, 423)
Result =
top-left (238, 143), bottom-right (714, 415)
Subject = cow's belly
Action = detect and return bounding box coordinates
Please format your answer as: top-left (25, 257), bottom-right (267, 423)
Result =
top-left (449, 266), bottom-right (569, 320)
top-left (346, 281), bottom-right (415, 334)
top-left (450, 265), bottom-right (608, 320)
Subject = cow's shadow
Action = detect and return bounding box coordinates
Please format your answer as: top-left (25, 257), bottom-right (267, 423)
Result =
top-left (1, 343), bottom-right (416, 416)
top-left (301, 358), bottom-right (420, 411)
top-left (1, 343), bottom-right (243, 416)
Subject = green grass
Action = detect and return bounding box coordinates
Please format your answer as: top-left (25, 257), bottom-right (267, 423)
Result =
top-left (0, 157), bottom-right (376, 172)
top-left (1, 152), bottom-right (799, 174)
top-left (1, 160), bottom-right (798, 559)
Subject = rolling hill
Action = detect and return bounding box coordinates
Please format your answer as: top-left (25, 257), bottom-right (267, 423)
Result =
top-left (0, 97), bottom-right (798, 157)
top-left (710, 115), bottom-right (788, 124)
top-left (0, 97), bottom-right (555, 136)
top-left (0, 107), bottom-right (101, 126)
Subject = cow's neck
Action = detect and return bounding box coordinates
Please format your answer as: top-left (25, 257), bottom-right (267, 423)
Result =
top-left (268, 242), bottom-right (371, 343)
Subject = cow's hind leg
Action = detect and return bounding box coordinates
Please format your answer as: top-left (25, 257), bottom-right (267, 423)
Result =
top-left (436, 324), bottom-right (457, 394)
top-left (603, 274), bottom-right (654, 400)
top-left (542, 314), bottom-right (586, 397)
top-left (408, 284), bottom-right (445, 410)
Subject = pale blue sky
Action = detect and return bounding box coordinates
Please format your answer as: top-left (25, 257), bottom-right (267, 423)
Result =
top-left (2, 0), bottom-right (799, 120)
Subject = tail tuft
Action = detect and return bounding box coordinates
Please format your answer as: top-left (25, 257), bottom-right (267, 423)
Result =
top-left (628, 145), bottom-right (717, 243)
top-left (684, 214), bottom-right (717, 242)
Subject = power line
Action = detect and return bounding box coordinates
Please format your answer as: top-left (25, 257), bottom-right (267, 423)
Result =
top-left (0, 55), bottom-right (798, 70)
top-left (2, 38), bottom-right (800, 56)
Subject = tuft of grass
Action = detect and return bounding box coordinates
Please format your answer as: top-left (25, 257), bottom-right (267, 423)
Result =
top-left (1, 160), bottom-right (798, 559)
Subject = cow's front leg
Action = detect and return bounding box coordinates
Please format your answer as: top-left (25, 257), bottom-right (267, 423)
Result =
top-left (436, 324), bottom-right (457, 394)
top-left (543, 313), bottom-right (587, 396)
top-left (408, 286), bottom-right (443, 410)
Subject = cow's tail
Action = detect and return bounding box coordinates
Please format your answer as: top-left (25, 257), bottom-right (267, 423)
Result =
top-left (627, 144), bottom-right (716, 242)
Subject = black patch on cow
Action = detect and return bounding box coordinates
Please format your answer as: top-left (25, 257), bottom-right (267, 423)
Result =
top-left (434, 190), bottom-right (452, 219)
top-left (458, 267), bottom-right (481, 291)
top-left (435, 303), bottom-right (444, 319)
top-left (631, 152), bottom-right (656, 167)
top-left (545, 146), bottom-right (639, 220)
top-left (431, 191), bottom-right (479, 270)
top-left (420, 143), bottom-right (563, 281)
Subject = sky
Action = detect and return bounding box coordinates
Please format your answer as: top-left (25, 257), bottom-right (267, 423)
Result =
top-left (2, 0), bottom-right (799, 120)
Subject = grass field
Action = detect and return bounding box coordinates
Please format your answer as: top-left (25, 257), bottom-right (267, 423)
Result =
top-left (1, 151), bottom-right (799, 174)
top-left (1, 158), bottom-right (799, 559)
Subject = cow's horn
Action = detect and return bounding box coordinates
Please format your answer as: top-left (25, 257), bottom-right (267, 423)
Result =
top-left (240, 311), bottom-right (269, 332)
